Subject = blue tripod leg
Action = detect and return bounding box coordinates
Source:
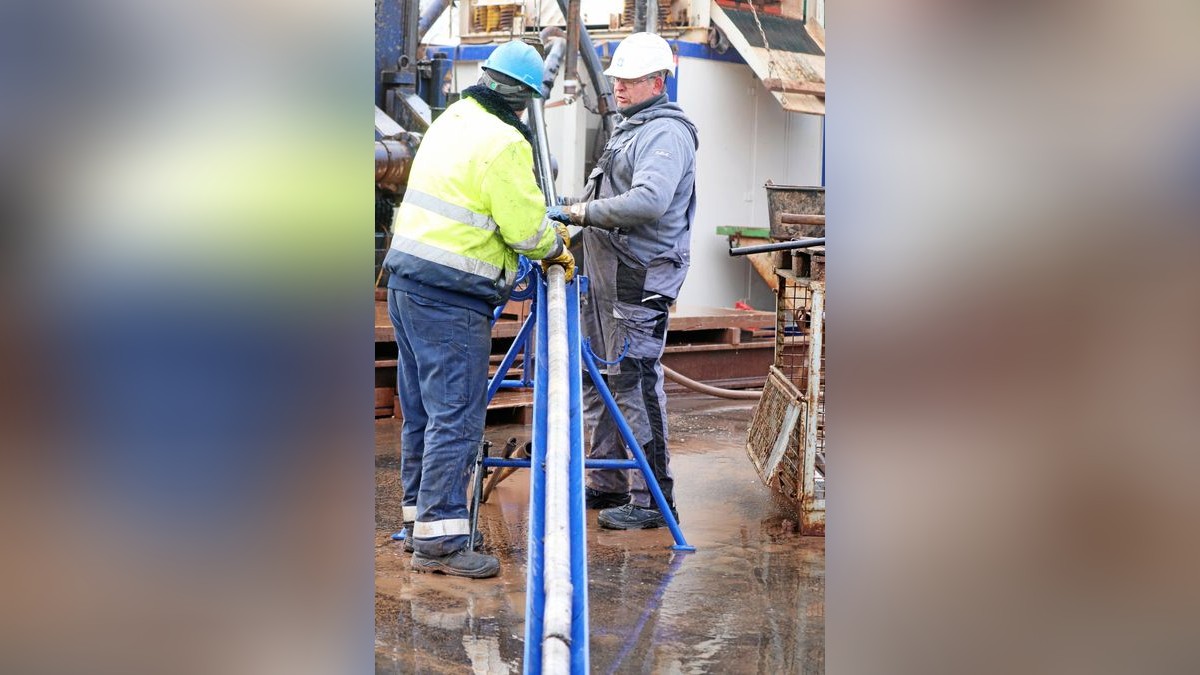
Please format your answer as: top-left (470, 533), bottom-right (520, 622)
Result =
top-left (581, 348), bottom-right (695, 552)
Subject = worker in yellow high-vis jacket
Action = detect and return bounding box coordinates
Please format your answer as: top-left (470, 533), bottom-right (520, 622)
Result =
top-left (382, 40), bottom-right (573, 579)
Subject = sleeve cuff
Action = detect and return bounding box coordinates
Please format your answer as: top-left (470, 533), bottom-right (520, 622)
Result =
top-left (568, 202), bottom-right (588, 225)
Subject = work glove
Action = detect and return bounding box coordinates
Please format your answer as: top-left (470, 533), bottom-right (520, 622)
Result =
top-left (546, 207), bottom-right (572, 224)
top-left (554, 222), bottom-right (571, 249)
top-left (547, 202), bottom-right (587, 225)
top-left (541, 248), bottom-right (576, 282)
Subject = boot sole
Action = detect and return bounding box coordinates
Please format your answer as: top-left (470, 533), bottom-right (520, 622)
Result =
top-left (411, 559), bottom-right (499, 579)
top-left (597, 517), bottom-right (666, 531)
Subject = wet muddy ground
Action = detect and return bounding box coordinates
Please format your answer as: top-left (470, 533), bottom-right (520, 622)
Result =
top-left (375, 394), bottom-right (825, 674)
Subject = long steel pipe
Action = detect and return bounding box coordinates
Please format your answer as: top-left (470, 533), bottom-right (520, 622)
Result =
top-left (564, 0), bottom-right (580, 96)
top-left (541, 264), bottom-right (573, 671)
top-left (555, 0), bottom-right (618, 134)
top-left (539, 29), bottom-right (568, 98)
top-left (728, 237), bottom-right (826, 256)
top-left (417, 0), bottom-right (453, 39)
top-left (528, 99), bottom-right (557, 202)
top-left (374, 138), bottom-right (416, 188)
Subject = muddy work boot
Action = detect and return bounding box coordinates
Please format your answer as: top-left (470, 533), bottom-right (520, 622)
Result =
top-left (411, 548), bottom-right (500, 579)
top-left (597, 503), bottom-right (679, 530)
top-left (585, 487), bottom-right (631, 510)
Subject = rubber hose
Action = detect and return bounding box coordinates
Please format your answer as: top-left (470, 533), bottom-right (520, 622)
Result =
top-left (662, 365), bottom-right (762, 400)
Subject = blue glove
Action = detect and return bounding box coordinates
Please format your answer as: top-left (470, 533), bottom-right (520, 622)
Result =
top-left (546, 207), bottom-right (572, 224)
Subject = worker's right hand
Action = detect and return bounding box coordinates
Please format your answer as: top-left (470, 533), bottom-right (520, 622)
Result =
top-left (541, 248), bottom-right (576, 282)
top-left (553, 222), bottom-right (571, 249)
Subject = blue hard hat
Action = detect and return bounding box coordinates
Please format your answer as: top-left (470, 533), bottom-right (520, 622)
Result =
top-left (482, 41), bottom-right (544, 98)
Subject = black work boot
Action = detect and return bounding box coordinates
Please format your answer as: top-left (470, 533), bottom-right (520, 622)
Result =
top-left (597, 503), bottom-right (680, 530)
top-left (411, 548), bottom-right (500, 579)
top-left (585, 487), bottom-right (631, 509)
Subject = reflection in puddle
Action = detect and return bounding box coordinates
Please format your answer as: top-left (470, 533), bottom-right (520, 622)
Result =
top-left (376, 396), bottom-right (824, 673)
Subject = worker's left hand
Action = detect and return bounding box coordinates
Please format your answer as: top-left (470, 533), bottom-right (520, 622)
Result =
top-left (546, 207), bottom-right (572, 224)
top-left (541, 248), bottom-right (576, 282)
top-left (547, 203), bottom-right (587, 225)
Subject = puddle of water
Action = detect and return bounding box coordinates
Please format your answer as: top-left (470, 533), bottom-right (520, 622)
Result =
top-left (375, 395), bottom-right (824, 673)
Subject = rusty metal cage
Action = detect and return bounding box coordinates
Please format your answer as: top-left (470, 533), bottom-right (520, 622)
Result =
top-left (745, 249), bottom-right (825, 534)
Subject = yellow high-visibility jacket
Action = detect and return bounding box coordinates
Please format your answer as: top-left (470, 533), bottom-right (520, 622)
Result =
top-left (383, 95), bottom-right (560, 316)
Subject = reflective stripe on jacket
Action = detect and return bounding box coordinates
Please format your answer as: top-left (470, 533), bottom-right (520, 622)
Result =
top-left (384, 96), bottom-right (560, 315)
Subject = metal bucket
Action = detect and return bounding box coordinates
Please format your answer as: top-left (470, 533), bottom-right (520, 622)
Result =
top-left (765, 183), bottom-right (824, 239)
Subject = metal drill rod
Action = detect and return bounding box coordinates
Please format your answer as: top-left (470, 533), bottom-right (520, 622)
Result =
top-left (467, 440), bottom-right (490, 551)
top-left (540, 32), bottom-right (568, 98)
top-left (417, 0), bottom-right (452, 39)
top-left (728, 237), bottom-right (826, 256)
top-left (563, 0), bottom-right (580, 96)
top-left (374, 137), bottom-right (417, 188)
top-left (527, 98), bottom-right (557, 203)
top-left (541, 264), bottom-right (573, 672)
top-left (555, 0), bottom-right (618, 132)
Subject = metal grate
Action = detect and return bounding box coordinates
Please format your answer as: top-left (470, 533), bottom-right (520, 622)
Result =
top-left (777, 269), bottom-right (824, 498)
top-left (745, 366), bottom-right (805, 495)
top-left (776, 277), bottom-right (813, 392)
top-left (745, 260), bottom-right (825, 534)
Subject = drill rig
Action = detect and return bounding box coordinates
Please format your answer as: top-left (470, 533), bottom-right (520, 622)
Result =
top-left (374, 0), bottom-right (455, 289)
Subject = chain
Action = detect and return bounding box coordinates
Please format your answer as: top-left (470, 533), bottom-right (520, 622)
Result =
top-left (744, 0), bottom-right (785, 105)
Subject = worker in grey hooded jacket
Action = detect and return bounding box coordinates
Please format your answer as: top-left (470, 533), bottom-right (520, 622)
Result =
top-left (548, 32), bottom-right (698, 530)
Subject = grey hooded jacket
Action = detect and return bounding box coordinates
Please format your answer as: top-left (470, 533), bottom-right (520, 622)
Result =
top-left (580, 96), bottom-right (699, 301)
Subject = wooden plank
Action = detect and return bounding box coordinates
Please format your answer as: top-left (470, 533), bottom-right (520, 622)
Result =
top-left (667, 306), bottom-right (774, 332)
top-left (762, 77), bottom-right (826, 98)
top-left (377, 300), bottom-right (775, 342)
top-left (487, 389), bottom-right (533, 410)
top-left (665, 342), bottom-right (772, 355)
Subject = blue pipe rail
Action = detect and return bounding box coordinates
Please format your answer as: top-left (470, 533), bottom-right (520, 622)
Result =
top-left (467, 267), bottom-right (693, 673)
top-left (522, 267), bottom-right (591, 673)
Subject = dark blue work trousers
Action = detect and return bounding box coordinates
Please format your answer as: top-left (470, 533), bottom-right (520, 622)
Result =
top-left (388, 288), bottom-right (491, 556)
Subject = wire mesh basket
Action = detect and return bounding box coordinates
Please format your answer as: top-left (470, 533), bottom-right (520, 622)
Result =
top-left (746, 260), bottom-right (825, 535)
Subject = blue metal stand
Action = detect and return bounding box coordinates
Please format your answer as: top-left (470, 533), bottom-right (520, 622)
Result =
top-left (580, 346), bottom-right (694, 552)
top-left (464, 265), bottom-right (693, 673)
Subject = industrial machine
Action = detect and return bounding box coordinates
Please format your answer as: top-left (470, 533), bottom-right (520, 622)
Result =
top-left (375, 0), bottom-right (456, 286)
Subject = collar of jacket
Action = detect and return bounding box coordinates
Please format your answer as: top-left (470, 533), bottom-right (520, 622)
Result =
top-left (617, 93), bottom-right (667, 120)
top-left (461, 85), bottom-right (534, 145)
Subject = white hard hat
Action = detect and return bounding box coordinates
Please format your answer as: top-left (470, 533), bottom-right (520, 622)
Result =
top-left (603, 32), bottom-right (675, 79)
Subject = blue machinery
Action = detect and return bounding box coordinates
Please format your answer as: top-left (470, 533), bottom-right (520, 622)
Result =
top-left (478, 258), bottom-right (694, 673)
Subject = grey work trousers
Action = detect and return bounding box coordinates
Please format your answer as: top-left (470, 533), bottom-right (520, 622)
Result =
top-left (580, 239), bottom-right (676, 510)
